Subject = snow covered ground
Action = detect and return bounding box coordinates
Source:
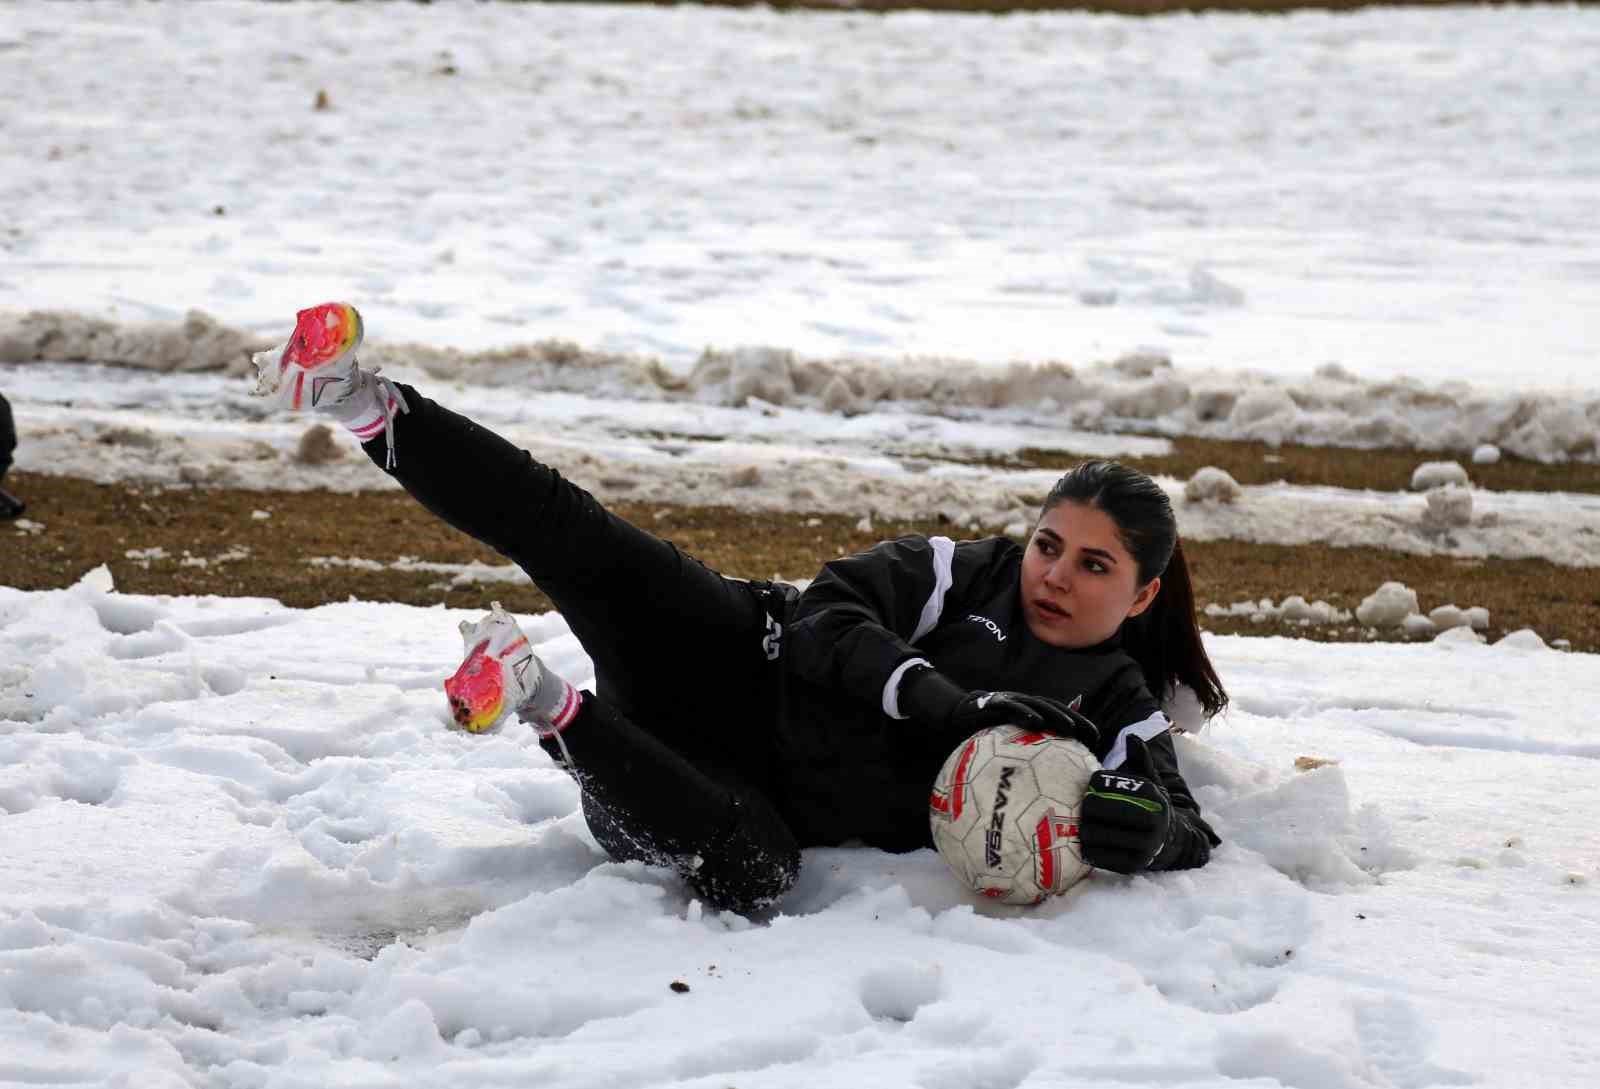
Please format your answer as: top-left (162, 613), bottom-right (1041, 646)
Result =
top-left (3, 569), bottom-right (1598, 1088)
top-left (3, 3), bottom-right (1599, 1086)
top-left (2, 2), bottom-right (1597, 393)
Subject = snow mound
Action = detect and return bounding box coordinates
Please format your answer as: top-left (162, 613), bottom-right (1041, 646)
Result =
top-left (1352, 582), bottom-right (1495, 637)
top-left (1428, 605), bottom-right (1466, 630)
top-left (1204, 596), bottom-right (1351, 626)
top-left (1401, 613), bottom-right (1438, 638)
top-left (1496, 629), bottom-right (1549, 651)
top-left (1435, 625), bottom-right (1487, 646)
top-left (1184, 466), bottom-right (1242, 504)
top-left (6, 311), bottom-right (1600, 464)
top-left (1354, 582), bottom-right (1420, 627)
top-left (1411, 461), bottom-right (1470, 490)
top-left (1427, 605), bottom-right (1490, 632)
top-left (0, 309), bottom-right (257, 374)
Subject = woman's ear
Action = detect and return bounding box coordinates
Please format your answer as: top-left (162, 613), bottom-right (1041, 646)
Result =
top-left (1125, 576), bottom-right (1162, 619)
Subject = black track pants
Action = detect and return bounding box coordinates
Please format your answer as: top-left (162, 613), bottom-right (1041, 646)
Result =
top-left (361, 386), bottom-right (801, 913)
top-left (0, 392), bottom-right (14, 480)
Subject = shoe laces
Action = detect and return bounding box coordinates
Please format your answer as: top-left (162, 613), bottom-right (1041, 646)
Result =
top-left (365, 368), bottom-right (410, 470)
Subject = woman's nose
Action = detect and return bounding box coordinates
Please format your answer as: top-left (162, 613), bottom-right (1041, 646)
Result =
top-left (1042, 561), bottom-right (1070, 592)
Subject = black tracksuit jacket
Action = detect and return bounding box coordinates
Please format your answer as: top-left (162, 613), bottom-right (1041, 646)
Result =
top-left (775, 534), bottom-right (1206, 853)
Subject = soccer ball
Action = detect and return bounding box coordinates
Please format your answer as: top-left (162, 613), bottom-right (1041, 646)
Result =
top-left (929, 725), bottom-right (1101, 905)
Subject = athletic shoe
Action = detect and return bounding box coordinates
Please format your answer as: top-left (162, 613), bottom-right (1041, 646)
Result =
top-left (444, 602), bottom-right (581, 735)
top-left (0, 486), bottom-right (23, 521)
top-left (250, 302), bottom-right (365, 412)
top-left (250, 302), bottom-right (408, 466)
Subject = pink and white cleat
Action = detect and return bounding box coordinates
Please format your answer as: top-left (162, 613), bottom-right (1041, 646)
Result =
top-left (250, 302), bottom-right (365, 412)
top-left (250, 302), bottom-right (408, 465)
top-left (444, 602), bottom-right (581, 735)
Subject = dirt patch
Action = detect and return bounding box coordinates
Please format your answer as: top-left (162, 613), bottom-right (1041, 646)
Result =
top-left (985, 437), bottom-right (1600, 498)
top-left (6, 468), bottom-right (1596, 652)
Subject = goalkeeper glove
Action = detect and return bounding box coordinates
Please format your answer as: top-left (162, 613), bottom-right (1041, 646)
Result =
top-left (898, 665), bottom-right (1099, 750)
top-left (1080, 734), bottom-right (1217, 873)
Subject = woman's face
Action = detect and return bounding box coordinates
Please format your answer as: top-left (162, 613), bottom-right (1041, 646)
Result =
top-left (1019, 501), bottom-right (1161, 648)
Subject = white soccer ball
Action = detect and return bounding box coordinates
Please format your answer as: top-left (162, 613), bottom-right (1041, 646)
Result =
top-left (929, 725), bottom-right (1101, 905)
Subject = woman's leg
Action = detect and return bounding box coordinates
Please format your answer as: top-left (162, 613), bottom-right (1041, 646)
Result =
top-left (356, 386), bottom-right (799, 911)
top-left (545, 698), bottom-right (800, 914)
top-left (362, 385), bottom-right (778, 742)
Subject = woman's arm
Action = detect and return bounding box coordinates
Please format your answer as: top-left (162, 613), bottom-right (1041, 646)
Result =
top-left (786, 535), bottom-right (959, 715)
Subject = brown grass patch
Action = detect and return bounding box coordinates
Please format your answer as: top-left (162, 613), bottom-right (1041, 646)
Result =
top-left (993, 437), bottom-right (1600, 496)
top-left (6, 468), bottom-right (1596, 653)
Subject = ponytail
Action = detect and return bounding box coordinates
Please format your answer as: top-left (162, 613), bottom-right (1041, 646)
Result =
top-left (1043, 461), bottom-right (1228, 720)
top-left (1123, 540), bottom-right (1228, 718)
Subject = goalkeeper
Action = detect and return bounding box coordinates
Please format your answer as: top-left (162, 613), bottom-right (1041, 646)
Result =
top-left (255, 304), bottom-right (1225, 914)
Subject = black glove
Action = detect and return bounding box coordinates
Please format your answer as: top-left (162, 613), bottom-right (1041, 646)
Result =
top-left (898, 665), bottom-right (1099, 751)
top-left (1080, 734), bottom-right (1216, 874)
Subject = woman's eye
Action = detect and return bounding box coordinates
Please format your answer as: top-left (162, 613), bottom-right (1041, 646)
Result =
top-left (1084, 559), bottom-right (1106, 574)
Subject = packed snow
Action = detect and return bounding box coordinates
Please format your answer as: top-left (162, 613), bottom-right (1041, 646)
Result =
top-left (2, 2), bottom-right (1598, 1087)
top-left (3, 569), bottom-right (1599, 1088)
top-left (3, 2), bottom-right (1599, 397)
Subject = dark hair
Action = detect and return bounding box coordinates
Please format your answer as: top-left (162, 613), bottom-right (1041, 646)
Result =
top-left (1042, 460), bottom-right (1228, 719)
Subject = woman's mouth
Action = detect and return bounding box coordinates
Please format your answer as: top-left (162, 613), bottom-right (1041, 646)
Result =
top-left (1032, 599), bottom-right (1070, 621)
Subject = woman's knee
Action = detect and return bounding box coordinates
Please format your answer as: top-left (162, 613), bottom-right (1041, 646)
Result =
top-left (581, 792), bottom-right (801, 915)
top-left (689, 828), bottom-right (801, 914)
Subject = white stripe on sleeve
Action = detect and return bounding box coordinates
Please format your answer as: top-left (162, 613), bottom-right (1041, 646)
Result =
top-left (882, 657), bottom-right (933, 720)
top-left (1102, 711), bottom-right (1172, 771)
top-left (909, 536), bottom-right (956, 644)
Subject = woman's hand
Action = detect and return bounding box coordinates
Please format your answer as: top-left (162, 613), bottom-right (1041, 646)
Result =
top-left (899, 666), bottom-right (1099, 749)
top-left (1080, 735), bottom-right (1216, 873)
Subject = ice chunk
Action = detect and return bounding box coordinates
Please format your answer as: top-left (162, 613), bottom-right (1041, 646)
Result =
top-left (1410, 460), bottom-right (1470, 490)
top-left (1279, 595), bottom-right (1314, 621)
top-left (1402, 613), bottom-right (1437, 637)
top-left (73, 564), bottom-right (116, 595)
top-left (1428, 604), bottom-right (1469, 629)
top-left (1355, 581), bottom-right (1418, 627)
top-left (1472, 443), bottom-right (1502, 465)
top-left (1184, 465), bottom-right (1242, 504)
top-left (1496, 629), bottom-right (1548, 650)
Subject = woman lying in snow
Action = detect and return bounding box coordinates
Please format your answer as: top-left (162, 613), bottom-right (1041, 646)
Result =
top-left (254, 303), bottom-right (1227, 914)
